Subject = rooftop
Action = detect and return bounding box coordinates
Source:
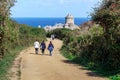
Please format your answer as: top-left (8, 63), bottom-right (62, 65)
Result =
top-left (65, 14), bottom-right (74, 18)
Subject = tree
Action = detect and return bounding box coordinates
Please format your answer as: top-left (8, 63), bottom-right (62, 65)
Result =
top-left (0, 0), bottom-right (15, 58)
top-left (90, 0), bottom-right (120, 71)
top-left (91, 0), bottom-right (120, 33)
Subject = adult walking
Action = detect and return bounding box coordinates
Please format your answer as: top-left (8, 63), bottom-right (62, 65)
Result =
top-left (34, 39), bottom-right (40, 54)
top-left (48, 41), bottom-right (54, 56)
top-left (40, 40), bottom-right (46, 55)
top-left (51, 34), bottom-right (55, 40)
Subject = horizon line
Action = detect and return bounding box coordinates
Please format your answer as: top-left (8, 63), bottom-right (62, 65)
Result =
top-left (10, 17), bottom-right (91, 18)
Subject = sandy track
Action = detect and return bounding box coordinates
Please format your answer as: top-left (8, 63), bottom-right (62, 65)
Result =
top-left (20, 39), bottom-right (106, 80)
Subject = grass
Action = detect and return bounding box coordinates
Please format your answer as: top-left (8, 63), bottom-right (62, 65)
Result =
top-left (0, 46), bottom-right (25, 80)
top-left (109, 75), bottom-right (120, 80)
top-left (60, 49), bottom-right (75, 60)
top-left (60, 48), bottom-right (120, 80)
top-left (17, 57), bottom-right (22, 80)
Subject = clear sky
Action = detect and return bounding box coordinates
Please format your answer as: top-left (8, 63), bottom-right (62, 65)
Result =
top-left (10, 0), bottom-right (102, 18)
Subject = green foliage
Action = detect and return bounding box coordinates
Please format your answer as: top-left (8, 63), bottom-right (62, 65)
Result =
top-left (19, 25), bottom-right (46, 46)
top-left (0, 0), bottom-right (16, 58)
top-left (61, 45), bottom-right (75, 60)
top-left (0, 46), bottom-right (23, 80)
top-left (89, 0), bottom-right (120, 72)
top-left (91, 0), bottom-right (120, 29)
top-left (60, 25), bottom-right (120, 77)
top-left (89, 25), bottom-right (103, 36)
top-left (110, 75), bottom-right (120, 80)
top-left (0, 19), bottom-right (46, 79)
top-left (0, 1), bottom-right (46, 79)
top-left (46, 1), bottom-right (120, 77)
top-left (59, 0), bottom-right (120, 79)
top-left (47, 28), bottom-right (72, 40)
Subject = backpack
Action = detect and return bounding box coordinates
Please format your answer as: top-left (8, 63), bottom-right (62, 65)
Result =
top-left (48, 46), bottom-right (53, 51)
top-left (40, 43), bottom-right (46, 49)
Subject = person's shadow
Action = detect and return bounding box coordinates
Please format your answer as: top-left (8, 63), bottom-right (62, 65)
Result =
top-left (30, 53), bottom-right (50, 56)
top-left (30, 53), bottom-right (41, 55)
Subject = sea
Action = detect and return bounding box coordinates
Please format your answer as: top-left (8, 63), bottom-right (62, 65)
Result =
top-left (11, 17), bottom-right (90, 28)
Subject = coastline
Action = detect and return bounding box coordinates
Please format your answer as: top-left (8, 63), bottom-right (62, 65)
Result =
top-left (11, 17), bottom-right (90, 28)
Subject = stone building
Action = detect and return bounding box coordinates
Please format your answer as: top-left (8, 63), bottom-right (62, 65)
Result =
top-left (64, 14), bottom-right (74, 28)
top-left (44, 14), bottom-right (79, 31)
top-left (64, 14), bottom-right (79, 30)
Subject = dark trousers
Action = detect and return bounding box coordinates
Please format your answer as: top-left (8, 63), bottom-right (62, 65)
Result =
top-left (41, 49), bottom-right (45, 54)
top-left (49, 50), bottom-right (53, 56)
top-left (35, 48), bottom-right (38, 54)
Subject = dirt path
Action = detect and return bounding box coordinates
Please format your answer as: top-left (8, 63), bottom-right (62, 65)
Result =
top-left (19, 38), bottom-right (106, 80)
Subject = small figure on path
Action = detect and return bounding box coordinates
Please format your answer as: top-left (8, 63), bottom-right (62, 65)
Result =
top-left (40, 40), bottom-right (46, 55)
top-left (34, 39), bottom-right (40, 54)
top-left (51, 34), bottom-right (55, 40)
top-left (48, 41), bottom-right (54, 56)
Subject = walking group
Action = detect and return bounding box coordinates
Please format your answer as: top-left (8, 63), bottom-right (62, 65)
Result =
top-left (34, 40), bottom-right (54, 56)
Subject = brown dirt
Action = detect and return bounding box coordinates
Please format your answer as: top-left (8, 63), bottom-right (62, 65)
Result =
top-left (8, 55), bottom-right (21, 80)
top-left (11, 38), bottom-right (107, 80)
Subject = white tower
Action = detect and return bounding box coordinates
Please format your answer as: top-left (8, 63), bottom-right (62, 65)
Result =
top-left (65, 14), bottom-right (74, 25)
top-left (64, 14), bottom-right (74, 28)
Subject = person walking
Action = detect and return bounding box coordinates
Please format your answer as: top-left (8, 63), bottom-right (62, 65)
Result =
top-left (51, 34), bottom-right (55, 40)
top-left (34, 39), bottom-right (40, 54)
top-left (48, 41), bottom-right (54, 56)
top-left (40, 40), bottom-right (46, 55)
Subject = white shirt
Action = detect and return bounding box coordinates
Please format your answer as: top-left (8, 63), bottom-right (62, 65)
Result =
top-left (34, 41), bottom-right (40, 48)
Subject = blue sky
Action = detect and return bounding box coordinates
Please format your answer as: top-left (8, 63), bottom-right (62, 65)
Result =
top-left (10, 0), bottom-right (102, 18)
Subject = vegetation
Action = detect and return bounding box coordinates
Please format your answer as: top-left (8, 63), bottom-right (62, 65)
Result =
top-left (0, 1), bottom-right (46, 80)
top-left (47, 0), bottom-right (120, 79)
top-left (0, 0), bottom-right (15, 59)
top-left (90, 0), bottom-right (120, 72)
top-left (0, 21), bottom-right (46, 79)
top-left (0, 0), bottom-right (120, 80)
top-left (0, 46), bottom-right (23, 80)
top-left (46, 28), bottom-right (72, 40)
top-left (19, 24), bottom-right (46, 46)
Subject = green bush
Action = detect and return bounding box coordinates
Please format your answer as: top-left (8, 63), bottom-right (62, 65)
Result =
top-left (110, 75), bottom-right (120, 80)
top-left (46, 0), bottom-right (120, 79)
top-left (47, 28), bottom-right (72, 40)
top-left (0, 0), bottom-right (47, 79)
top-left (19, 25), bottom-right (46, 46)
